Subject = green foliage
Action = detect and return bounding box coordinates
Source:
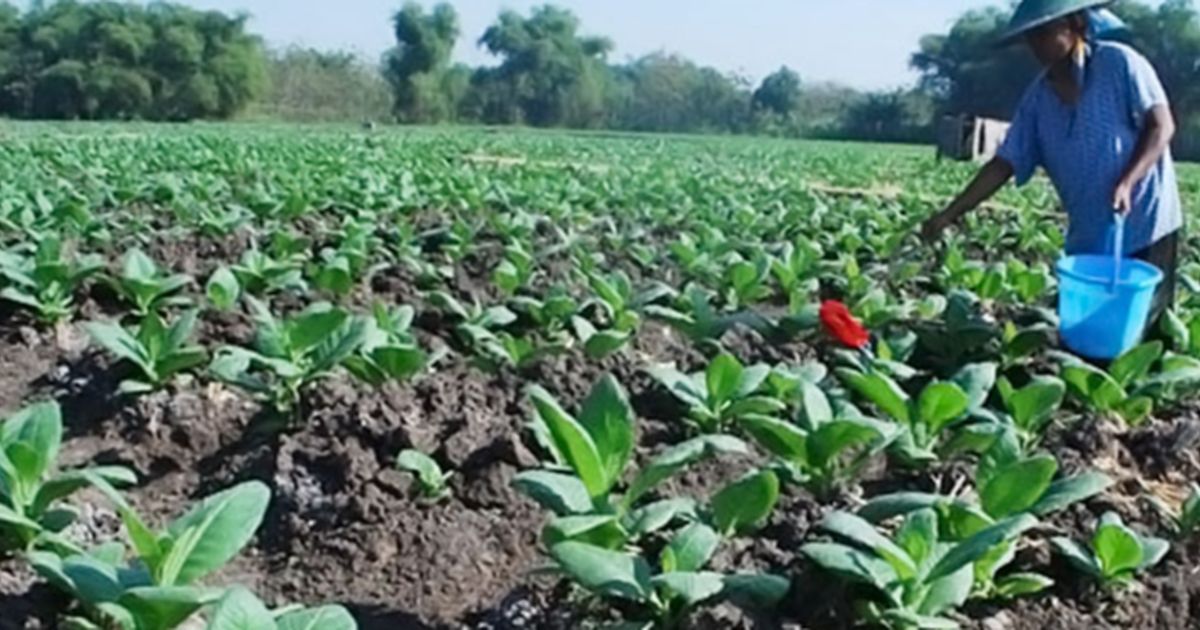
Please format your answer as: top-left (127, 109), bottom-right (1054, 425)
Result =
top-left (0, 235), bottom-right (102, 324)
top-left (205, 587), bottom-right (358, 630)
top-left (1060, 342), bottom-right (1163, 426)
top-left (0, 1), bottom-right (265, 121)
top-left (396, 449), bottom-right (452, 500)
top-left (1052, 512), bottom-right (1170, 589)
top-left (803, 509), bottom-right (1038, 629)
top-left (210, 298), bottom-right (367, 418)
top-left (107, 249), bottom-right (192, 318)
top-left (549, 534), bottom-right (788, 628)
top-left (30, 480), bottom-right (271, 630)
top-left (837, 368), bottom-right (972, 465)
top-left (384, 2), bottom-right (461, 123)
top-left (649, 353), bottom-right (786, 433)
top-left (739, 379), bottom-right (899, 497)
top-left (0, 402), bottom-right (135, 554)
top-left (343, 303), bottom-right (430, 386)
top-left (84, 310), bottom-right (208, 394)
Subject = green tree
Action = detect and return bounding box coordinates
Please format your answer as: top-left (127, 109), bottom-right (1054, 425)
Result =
top-left (383, 2), bottom-right (459, 123)
top-left (475, 5), bottom-right (613, 127)
top-left (753, 66), bottom-right (801, 115)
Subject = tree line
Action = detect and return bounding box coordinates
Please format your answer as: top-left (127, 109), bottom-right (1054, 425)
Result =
top-left (0, 0), bottom-right (265, 120)
top-left (4, 0), bottom-right (1200, 156)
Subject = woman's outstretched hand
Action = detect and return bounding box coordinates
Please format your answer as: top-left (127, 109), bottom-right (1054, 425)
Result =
top-left (920, 208), bottom-right (958, 243)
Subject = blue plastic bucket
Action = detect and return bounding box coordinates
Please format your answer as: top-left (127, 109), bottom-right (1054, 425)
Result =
top-left (1056, 255), bottom-right (1162, 359)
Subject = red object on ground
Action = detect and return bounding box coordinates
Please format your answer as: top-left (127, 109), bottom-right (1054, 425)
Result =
top-left (820, 300), bottom-right (869, 349)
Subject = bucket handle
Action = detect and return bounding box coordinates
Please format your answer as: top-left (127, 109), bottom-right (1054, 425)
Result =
top-left (1110, 212), bottom-right (1126, 291)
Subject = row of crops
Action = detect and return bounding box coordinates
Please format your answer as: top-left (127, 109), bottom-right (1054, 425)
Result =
top-left (0, 124), bottom-right (1197, 629)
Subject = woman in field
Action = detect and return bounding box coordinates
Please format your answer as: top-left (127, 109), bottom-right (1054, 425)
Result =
top-left (921, 0), bottom-right (1183, 327)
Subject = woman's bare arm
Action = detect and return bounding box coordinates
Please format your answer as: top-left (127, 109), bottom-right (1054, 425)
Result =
top-left (921, 157), bottom-right (1015, 242)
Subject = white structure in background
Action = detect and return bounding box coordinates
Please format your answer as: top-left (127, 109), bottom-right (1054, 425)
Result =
top-left (936, 114), bottom-right (1012, 162)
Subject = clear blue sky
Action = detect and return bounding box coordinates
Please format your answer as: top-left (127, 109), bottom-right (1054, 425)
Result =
top-left (10, 1), bottom-right (1165, 89)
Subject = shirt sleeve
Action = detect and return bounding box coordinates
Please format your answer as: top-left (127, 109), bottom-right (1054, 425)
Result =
top-left (1124, 48), bottom-right (1169, 127)
top-left (996, 86), bottom-right (1041, 186)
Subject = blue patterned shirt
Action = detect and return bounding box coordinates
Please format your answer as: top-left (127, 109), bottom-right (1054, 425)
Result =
top-left (997, 41), bottom-right (1183, 255)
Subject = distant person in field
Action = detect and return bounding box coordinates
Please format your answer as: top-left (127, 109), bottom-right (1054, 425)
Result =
top-left (922, 0), bottom-right (1182, 327)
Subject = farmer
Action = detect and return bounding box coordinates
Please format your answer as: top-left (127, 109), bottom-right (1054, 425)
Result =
top-left (921, 0), bottom-right (1183, 328)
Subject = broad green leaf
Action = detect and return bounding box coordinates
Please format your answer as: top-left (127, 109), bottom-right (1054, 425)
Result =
top-left (396, 450), bottom-right (447, 494)
top-left (895, 508), bottom-right (938, 567)
top-left (206, 267), bottom-right (240, 311)
top-left (1062, 365), bottom-right (1125, 411)
top-left (1109, 342), bottom-right (1164, 388)
top-left (952, 363), bottom-right (997, 410)
top-left (543, 515), bottom-right (624, 548)
top-left (1029, 472), bottom-right (1112, 516)
top-left (1093, 519), bottom-right (1144, 577)
top-left (919, 563), bottom-right (973, 616)
top-left (917, 382), bottom-right (969, 434)
top-left (820, 511), bottom-right (916, 579)
top-left (3, 401), bottom-right (63, 482)
top-left (927, 514), bottom-right (1037, 582)
top-left (276, 605), bottom-right (357, 630)
top-left (550, 542), bottom-right (653, 602)
top-left (801, 542), bottom-right (897, 587)
top-left (119, 586), bottom-right (218, 629)
top-left (710, 470), bottom-right (779, 535)
top-left (981, 456), bottom-right (1057, 519)
top-left (511, 471), bottom-right (591, 516)
top-left (527, 385), bottom-right (607, 500)
top-left (161, 481), bottom-right (270, 585)
top-left (720, 573), bottom-right (791, 609)
top-left (661, 522), bottom-right (719, 573)
top-left (1052, 537), bottom-right (1099, 576)
top-left (706, 353), bottom-right (744, 405)
top-left (808, 419), bottom-right (889, 470)
top-left (996, 572), bottom-right (1054, 598)
top-left (577, 375), bottom-right (635, 493)
top-left (738, 415), bottom-right (807, 463)
top-left (623, 497), bottom-right (696, 537)
top-left (858, 492), bottom-right (946, 523)
top-left (206, 586), bottom-right (274, 630)
top-left (623, 435), bottom-right (747, 509)
top-left (799, 380), bottom-right (833, 426)
top-left (1005, 377), bottom-right (1066, 432)
top-left (838, 369), bottom-right (910, 424)
top-left (288, 308), bottom-right (348, 353)
top-left (1116, 396), bottom-right (1154, 426)
top-left (652, 571), bottom-right (726, 606)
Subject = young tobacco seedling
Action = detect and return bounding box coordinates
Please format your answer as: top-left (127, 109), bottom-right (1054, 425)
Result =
top-left (803, 509), bottom-right (1038, 629)
top-left (549, 528), bottom-right (788, 629)
top-left (0, 402), bottom-right (135, 554)
top-left (0, 235), bottom-right (103, 324)
top-left (311, 217), bottom-right (386, 296)
top-left (107, 249), bottom-right (193, 317)
top-left (210, 297), bottom-right (368, 418)
top-left (644, 285), bottom-right (753, 351)
top-left (1052, 512), bottom-right (1170, 589)
top-left (205, 266), bottom-right (241, 311)
top-left (1060, 341), bottom-right (1162, 426)
top-left (493, 241), bottom-right (537, 295)
top-left (428, 290), bottom-right (516, 346)
top-left (30, 480), bottom-right (271, 630)
top-left (995, 375), bottom-right (1066, 452)
top-left (343, 303), bottom-right (430, 386)
top-left (859, 442), bottom-right (1112, 600)
top-left (721, 253), bottom-right (772, 310)
top-left (230, 247), bottom-right (308, 297)
top-left (837, 368), bottom-right (971, 465)
top-left (513, 375), bottom-right (763, 549)
top-left (84, 310), bottom-right (208, 394)
top-left (740, 379), bottom-right (899, 498)
top-left (205, 586), bottom-right (358, 630)
top-left (396, 449), bottom-right (453, 500)
top-left (586, 270), bottom-right (673, 333)
top-left (649, 353), bottom-right (786, 434)
top-left (1150, 483), bottom-right (1200, 538)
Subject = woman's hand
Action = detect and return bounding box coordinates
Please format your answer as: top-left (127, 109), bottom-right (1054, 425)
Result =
top-left (920, 208), bottom-right (959, 243)
top-left (1112, 177), bottom-right (1134, 215)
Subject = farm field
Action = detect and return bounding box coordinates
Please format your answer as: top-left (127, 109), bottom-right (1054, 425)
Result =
top-left (0, 123), bottom-right (1197, 629)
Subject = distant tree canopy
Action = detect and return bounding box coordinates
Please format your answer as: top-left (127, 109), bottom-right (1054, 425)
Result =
top-left (383, 2), bottom-right (459, 123)
top-left (256, 47), bottom-right (391, 122)
top-left (0, 0), bottom-right (265, 121)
